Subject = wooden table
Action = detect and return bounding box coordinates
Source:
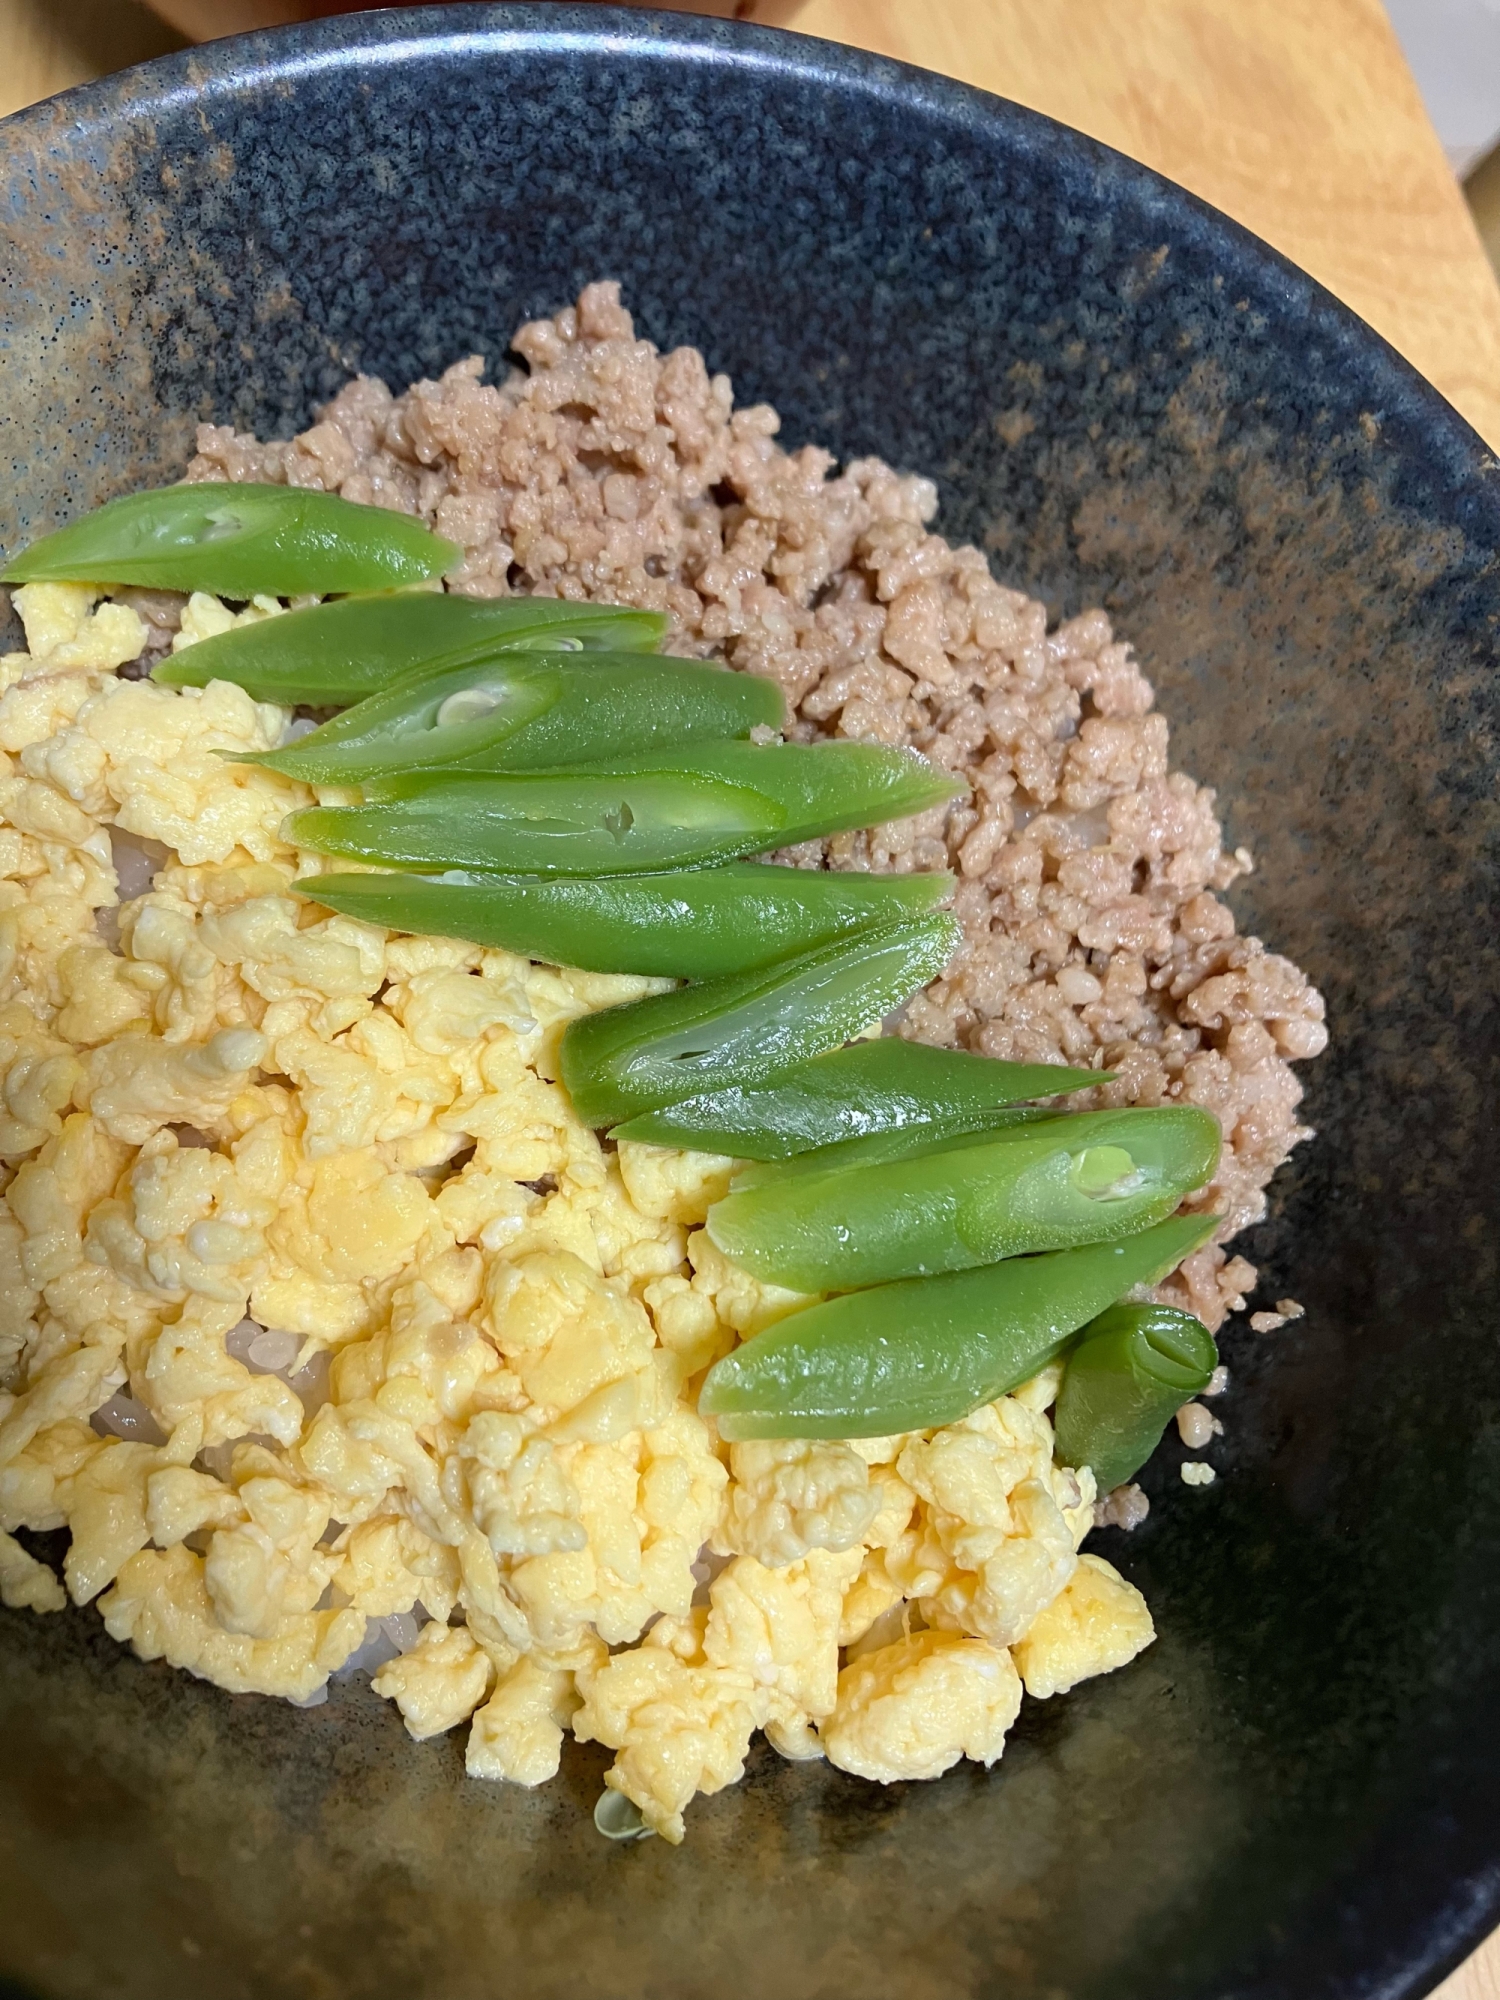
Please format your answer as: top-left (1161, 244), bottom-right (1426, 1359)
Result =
top-left (0, 2), bottom-right (1497, 1995)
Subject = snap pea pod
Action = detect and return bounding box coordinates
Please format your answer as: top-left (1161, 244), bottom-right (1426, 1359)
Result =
top-left (698, 1212), bottom-right (1218, 1440)
top-left (1052, 1302), bottom-right (1218, 1492)
top-left (718, 1109), bottom-right (1060, 1182)
top-left (246, 652), bottom-right (784, 782)
top-left (3, 483), bottom-right (458, 596)
top-left (285, 742), bottom-right (962, 877)
top-left (560, 913), bottom-right (962, 1129)
top-left (293, 864), bottom-right (953, 979)
top-left (706, 1105), bottom-right (1221, 1291)
top-left (611, 1037), bottom-right (1102, 1158)
top-left (156, 591), bottom-right (666, 705)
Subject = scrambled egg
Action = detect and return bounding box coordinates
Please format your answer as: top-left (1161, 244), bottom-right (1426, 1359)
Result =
top-left (0, 582), bottom-right (1156, 1840)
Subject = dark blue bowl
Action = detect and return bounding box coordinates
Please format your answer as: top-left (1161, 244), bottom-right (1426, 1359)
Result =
top-left (1, 11), bottom-right (1497, 1999)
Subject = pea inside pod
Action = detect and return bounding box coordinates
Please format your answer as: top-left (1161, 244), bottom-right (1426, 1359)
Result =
top-left (247, 651), bottom-right (785, 782)
top-left (1052, 1302), bottom-right (1219, 1492)
top-left (4, 482), bottom-right (458, 597)
top-left (698, 1212), bottom-right (1218, 1440)
top-left (706, 1104), bottom-right (1222, 1292)
top-left (156, 591), bottom-right (668, 706)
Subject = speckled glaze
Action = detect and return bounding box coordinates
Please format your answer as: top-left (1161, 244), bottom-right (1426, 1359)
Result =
top-left (0, 11), bottom-right (1497, 2000)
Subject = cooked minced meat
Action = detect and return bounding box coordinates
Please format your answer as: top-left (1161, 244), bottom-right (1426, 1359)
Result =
top-left (188, 279), bottom-right (1326, 1332)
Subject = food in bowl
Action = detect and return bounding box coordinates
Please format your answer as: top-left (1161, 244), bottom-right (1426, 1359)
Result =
top-left (0, 282), bottom-right (1324, 1842)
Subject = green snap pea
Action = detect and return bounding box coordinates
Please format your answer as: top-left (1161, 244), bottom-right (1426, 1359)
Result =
top-left (611, 1037), bottom-right (1102, 1158)
top-left (698, 1212), bottom-right (1218, 1440)
top-left (155, 591), bottom-right (666, 706)
top-left (1052, 1302), bottom-right (1218, 1492)
top-left (285, 742), bottom-right (962, 878)
top-left (288, 769), bottom-right (769, 876)
top-left (706, 1105), bottom-right (1221, 1292)
top-left (560, 913), bottom-right (962, 1129)
top-left (246, 653), bottom-right (784, 783)
top-left (717, 1109), bottom-right (1061, 1182)
top-left (4, 483), bottom-right (457, 597)
top-left (293, 864), bottom-right (953, 979)
top-left (594, 1791), bottom-right (652, 1842)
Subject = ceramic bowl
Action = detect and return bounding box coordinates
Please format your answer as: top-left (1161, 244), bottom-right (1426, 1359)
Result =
top-left (1, 11), bottom-right (1497, 1998)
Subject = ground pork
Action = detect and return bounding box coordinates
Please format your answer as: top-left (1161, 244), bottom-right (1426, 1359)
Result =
top-left (187, 279), bottom-right (1326, 1334)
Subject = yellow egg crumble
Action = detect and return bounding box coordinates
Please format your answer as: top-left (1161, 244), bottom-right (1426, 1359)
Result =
top-left (0, 582), bottom-right (1154, 1842)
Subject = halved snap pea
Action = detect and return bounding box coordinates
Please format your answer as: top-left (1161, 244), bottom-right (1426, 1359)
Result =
top-left (294, 864), bottom-right (954, 979)
top-left (4, 483), bottom-right (457, 596)
top-left (247, 652), bottom-right (784, 782)
top-left (715, 1109), bottom-right (1061, 1182)
top-left (559, 913), bottom-right (962, 1129)
top-left (289, 769), bottom-right (774, 876)
top-left (706, 1105), bottom-right (1221, 1291)
top-left (612, 1037), bottom-right (1102, 1158)
top-left (698, 1212), bottom-right (1218, 1439)
top-left (285, 742), bottom-right (962, 877)
top-left (156, 591), bottom-right (667, 705)
top-left (1052, 1301), bottom-right (1218, 1492)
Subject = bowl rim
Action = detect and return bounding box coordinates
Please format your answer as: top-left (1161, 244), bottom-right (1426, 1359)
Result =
top-left (0, 9), bottom-right (1497, 1999)
top-left (4, 1), bottom-right (1495, 514)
